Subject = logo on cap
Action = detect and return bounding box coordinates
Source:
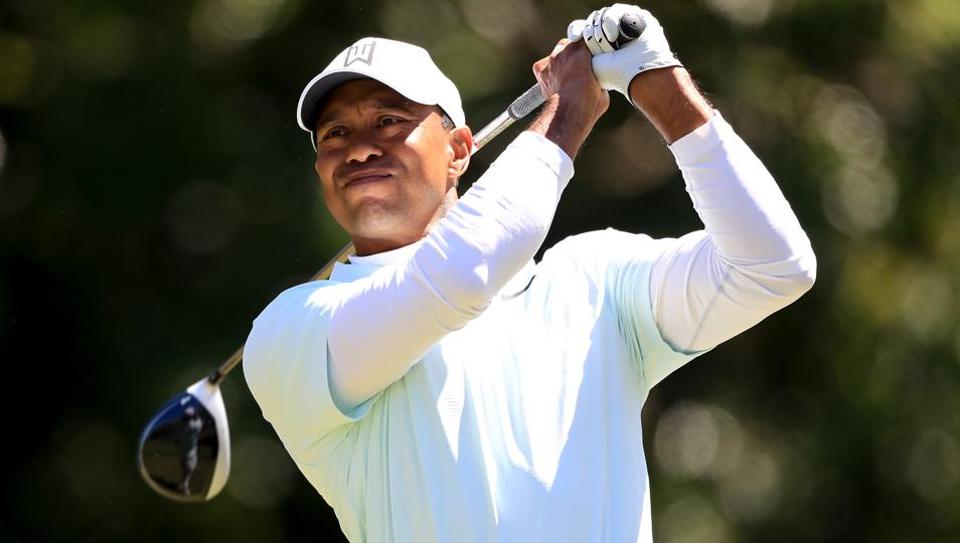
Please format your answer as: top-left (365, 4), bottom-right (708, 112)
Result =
top-left (344, 41), bottom-right (376, 67)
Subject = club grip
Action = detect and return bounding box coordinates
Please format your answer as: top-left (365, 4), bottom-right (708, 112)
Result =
top-left (618, 13), bottom-right (645, 41)
top-left (507, 84), bottom-right (546, 120)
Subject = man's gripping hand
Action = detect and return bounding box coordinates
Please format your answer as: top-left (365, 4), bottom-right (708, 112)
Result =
top-left (528, 40), bottom-right (610, 159)
top-left (568, 4), bottom-right (681, 103)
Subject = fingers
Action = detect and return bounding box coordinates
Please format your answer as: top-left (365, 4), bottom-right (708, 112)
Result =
top-left (582, 10), bottom-right (608, 55)
top-left (569, 4), bottom-right (681, 99)
top-left (532, 39), bottom-right (595, 99)
top-left (546, 39), bottom-right (586, 63)
top-left (551, 40), bottom-right (591, 70)
top-left (551, 38), bottom-right (570, 56)
top-left (572, 3), bottom-right (645, 55)
top-left (567, 19), bottom-right (586, 41)
top-left (600, 4), bottom-right (629, 43)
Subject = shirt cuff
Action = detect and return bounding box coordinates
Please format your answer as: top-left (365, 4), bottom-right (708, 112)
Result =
top-left (510, 130), bottom-right (575, 184)
top-left (667, 110), bottom-right (734, 165)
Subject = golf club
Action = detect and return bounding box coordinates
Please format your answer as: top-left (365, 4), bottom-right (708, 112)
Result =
top-left (137, 79), bottom-right (551, 504)
top-left (138, 13), bottom-right (644, 503)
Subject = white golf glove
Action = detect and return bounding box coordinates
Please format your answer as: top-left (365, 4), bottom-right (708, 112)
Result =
top-left (567, 4), bottom-right (682, 102)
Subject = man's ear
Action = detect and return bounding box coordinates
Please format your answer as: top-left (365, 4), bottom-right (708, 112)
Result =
top-left (447, 126), bottom-right (473, 180)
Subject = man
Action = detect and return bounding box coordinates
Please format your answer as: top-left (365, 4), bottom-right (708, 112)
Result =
top-left (243, 5), bottom-right (815, 542)
top-left (178, 405), bottom-right (203, 495)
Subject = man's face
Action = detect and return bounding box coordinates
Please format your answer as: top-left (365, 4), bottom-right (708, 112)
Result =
top-left (313, 79), bottom-right (464, 255)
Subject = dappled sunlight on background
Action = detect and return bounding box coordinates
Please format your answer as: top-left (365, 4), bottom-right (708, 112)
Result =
top-left (165, 181), bottom-right (247, 255)
top-left (660, 494), bottom-right (735, 543)
top-left (62, 12), bottom-right (139, 78)
top-left (0, 31), bottom-right (41, 106)
top-left (698, 0), bottom-right (776, 28)
top-left (191, 0), bottom-right (304, 54)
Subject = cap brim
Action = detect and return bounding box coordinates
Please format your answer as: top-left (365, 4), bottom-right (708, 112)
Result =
top-left (297, 70), bottom-right (372, 134)
top-left (297, 69), bottom-right (459, 139)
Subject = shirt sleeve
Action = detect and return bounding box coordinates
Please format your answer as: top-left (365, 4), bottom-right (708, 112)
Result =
top-left (243, 131), bottom-right (574, 439)
top-left (649, 112), bottom-right (817, 354)
top-left (242, 281), bottom-right (365, 449)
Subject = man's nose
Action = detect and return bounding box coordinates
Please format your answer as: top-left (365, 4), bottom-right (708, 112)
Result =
top-left (345, 133), bottom-right (383, 164)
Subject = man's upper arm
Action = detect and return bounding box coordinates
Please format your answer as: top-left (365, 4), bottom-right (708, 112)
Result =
top-left (243, 282), bottom-right (372, 453)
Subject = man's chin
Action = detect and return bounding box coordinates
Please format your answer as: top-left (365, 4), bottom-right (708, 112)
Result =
top-left (346, 203), bottom-right (408, 239)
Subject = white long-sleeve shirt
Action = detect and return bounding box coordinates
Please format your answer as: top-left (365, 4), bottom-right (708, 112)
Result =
top-left (324, 112), bottom-right (815, 407)
top-left (243, 112), bottom-right (815, 543)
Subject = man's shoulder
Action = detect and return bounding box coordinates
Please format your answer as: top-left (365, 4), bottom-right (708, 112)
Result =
top-left (245, 279), bottom-right (344, 377)
top-left (536, 228), bottom-right (678, 285)
top-left (543, 228), bottom-right (659, 263)
top-left (253, 279), bottom-right (346, 325)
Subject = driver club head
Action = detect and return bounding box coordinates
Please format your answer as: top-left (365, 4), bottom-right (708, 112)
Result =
top-left (138, 379), bottom-right (231, 502)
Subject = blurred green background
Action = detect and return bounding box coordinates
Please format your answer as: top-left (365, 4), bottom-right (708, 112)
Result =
top-left (1, 0), bottom-right (959, 541)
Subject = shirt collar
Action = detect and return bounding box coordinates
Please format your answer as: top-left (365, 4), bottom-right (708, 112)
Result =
top-left (349, 241), bottom-right (422, 266)
top-left (328, 240), bottom-right (537, 299)
top-left (328, 241), bottom-right (422, 283)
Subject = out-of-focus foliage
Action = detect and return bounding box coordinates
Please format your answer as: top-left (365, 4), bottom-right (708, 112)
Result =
top-left (1, 0), bottom-right (958, 541)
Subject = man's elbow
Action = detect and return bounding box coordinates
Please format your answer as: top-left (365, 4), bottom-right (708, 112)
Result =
top-left (731, 244), bottom-right (817, 307)
top-left (776, 246), bottom-right (817, 302)
top-left (794, 242), bottom-right (817, 291)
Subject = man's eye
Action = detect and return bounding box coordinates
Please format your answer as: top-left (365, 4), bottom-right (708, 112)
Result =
top-left (321, 127), bottom-right (346, 141)
top-left (378, 116), bottom-right (403, 127)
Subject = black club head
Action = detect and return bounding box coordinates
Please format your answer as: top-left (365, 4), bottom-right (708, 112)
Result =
top-left (138, 379), bottom-right (231, 502)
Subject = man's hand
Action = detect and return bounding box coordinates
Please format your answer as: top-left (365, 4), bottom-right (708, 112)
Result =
top-left (567, 4), bottom-right (681, 102)
top-left (570, 4), bottom-right (712, 144)
top-left (529, 40), bottom-right (610, 159)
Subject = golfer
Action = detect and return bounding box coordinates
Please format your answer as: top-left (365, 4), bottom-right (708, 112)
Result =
top-left (244, 5), bottom-right (815, 542)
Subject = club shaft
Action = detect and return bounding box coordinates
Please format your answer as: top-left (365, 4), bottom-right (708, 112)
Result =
top-left (473, 84), bottom-right (545, 149)
top-left (207, 83), bottom-right (547, 385)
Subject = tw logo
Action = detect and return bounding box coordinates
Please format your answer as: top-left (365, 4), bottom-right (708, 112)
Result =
top-left (344, 41), bottom-right (377, 66)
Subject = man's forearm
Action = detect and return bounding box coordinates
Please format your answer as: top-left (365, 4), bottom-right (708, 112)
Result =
top-left (528, 40), bottom-right (609, 159)
top-left (527, 93), bottom-right (602, 159)
top-left (628, 67), bottom-right (713, 144)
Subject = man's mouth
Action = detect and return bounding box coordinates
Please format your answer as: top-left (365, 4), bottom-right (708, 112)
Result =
top-left (347, 173), bottom-right (391, 187)
top-left (343, 170), bottom-right (393, 188)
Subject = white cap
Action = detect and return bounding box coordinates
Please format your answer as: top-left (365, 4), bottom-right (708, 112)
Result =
top-left (297, 37), bottom-right (466, 149)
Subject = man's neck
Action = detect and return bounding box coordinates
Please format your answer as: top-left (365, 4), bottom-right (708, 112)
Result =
top-left (350, 187), bottom-right (459, 256)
